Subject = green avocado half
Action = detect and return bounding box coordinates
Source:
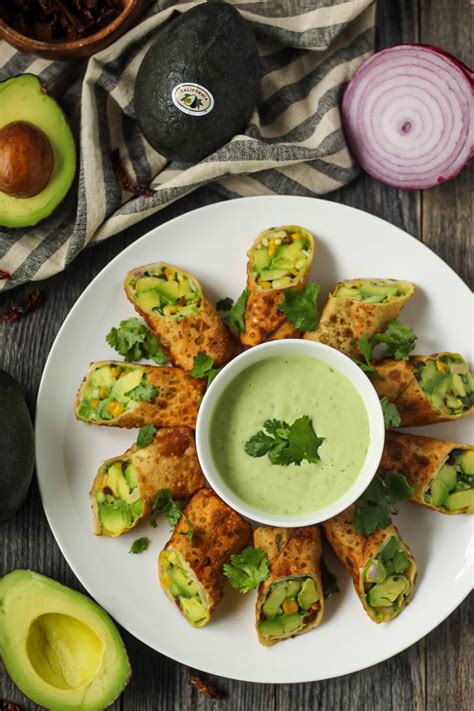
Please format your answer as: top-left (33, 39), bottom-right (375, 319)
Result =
top-left (0, 74), bottom-right (76, 228)
top-left (0, 570), bottom-right (130, 710)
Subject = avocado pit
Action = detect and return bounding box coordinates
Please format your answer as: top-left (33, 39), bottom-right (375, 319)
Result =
top-left (0, 121), bottom-right (54, 199)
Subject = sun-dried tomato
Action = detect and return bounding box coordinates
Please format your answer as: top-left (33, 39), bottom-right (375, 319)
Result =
top-left (189, 670), bottom-right (226, 700)
top-left (0, 271), bottom-right (12, 280)
top-left (0, 288), bottom-right (45, 323)
top-left (111, 149), bottom-right (156, 198)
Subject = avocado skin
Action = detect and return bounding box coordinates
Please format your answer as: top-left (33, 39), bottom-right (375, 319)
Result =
top-left (134, 3), bottom-right (260, 162)
top-left (0, 370), bottom-right (34, 522)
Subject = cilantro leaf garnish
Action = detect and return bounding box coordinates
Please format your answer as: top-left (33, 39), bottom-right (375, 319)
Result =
top-left (106, 317), bottom-right (168, 364)
top-left (137, 424), bottom-right (156, 448)
top-left (380, 397), bottom-right (401, 429)
top-left (150, 488), bottom-right (193, 540)
top-left (216, 297), bottom-right (233, 312)
top-left (222, 547), bottom-right (270, 593)
top-left (223, 289), bottom-right (249, 335)
top-left (372, 320), bottom-right (417, 360)
top-left (129, 537), bottom-right (150, 554)
top-left (245, 416), bottom-right (324, 466)
top-left (354, 334), bottom-right (380, 375)
top-left (354, 471), bottom-right (415, 536)
top-left (127, 381), bottom-right (157, 403)
top-left (191, 351), bottom-right (221, 386)
top-left (278, 283), bottom-right (320, 332)
top-left (321, 559), bottom-right (340, 599)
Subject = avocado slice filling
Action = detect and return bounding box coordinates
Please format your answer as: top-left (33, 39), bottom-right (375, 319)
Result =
top-left (128, 264), bottom-right (201, 319)
top-left (334, 280), bottom-right (410, 304)
top-left (251, 227), bottom-right (312, 289)
top-left (424, 448), bottom-right (474, 512)
top-left (257, 576), bottom-right (320, 641)
top-left (415, 354), bottom-right (474, 417)
top-left (96, 460), bottom-right (142, 536)
top-left (78, 364), bottom-right (156, 422)
top-left (363, 536), bottom-right (412, 621)
top-left (161, 550), bottom-right (208, 627)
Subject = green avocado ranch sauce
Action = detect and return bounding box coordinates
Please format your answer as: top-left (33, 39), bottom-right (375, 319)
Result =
top-left (210, 356), bottom-right (370, 515)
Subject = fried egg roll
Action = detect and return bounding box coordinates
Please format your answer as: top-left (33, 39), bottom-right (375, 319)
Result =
top-left (159, 488), bottom-right (251, 628)
top-left (241, 225), bottom-right (315, 346)
top-left (90, 427), bottom-right (205, 537)
top-left (75, 361), bottom-right (204, 429)
top-left (304, 278), bottom-right (415, 357)
top-left (382, 431), bottom-right (474, 514)
top-left (323, 506), bottom-right (416, 623)
top-left (253, 525), bottom-right (324, 646)
top-left (124, 262), bottom-right (238, 370)
top-left (370, 352), bottom-right (474, 426)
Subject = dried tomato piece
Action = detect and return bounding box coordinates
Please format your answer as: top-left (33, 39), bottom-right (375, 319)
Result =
top-left (189, 670), bottom-right (226, 700)
top-left (111, 149), bottom-right (156, 198)
top-left (0, 271), bottom-right (12, 280)
top-left (0, 289), bottom-right (45, 323)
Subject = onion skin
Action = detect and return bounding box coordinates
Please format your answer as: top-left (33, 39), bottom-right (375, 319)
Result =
top-left (342, 44), bottom-right (473, 190)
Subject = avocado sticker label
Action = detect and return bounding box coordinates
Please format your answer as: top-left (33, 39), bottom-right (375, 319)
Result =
top-left (172, 83), bottom-right (214, 116)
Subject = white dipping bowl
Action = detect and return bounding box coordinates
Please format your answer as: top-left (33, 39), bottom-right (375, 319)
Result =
top-left (196, 339), bottom-right (385, 527)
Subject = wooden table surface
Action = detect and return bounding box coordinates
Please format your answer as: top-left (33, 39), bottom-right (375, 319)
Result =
top-left (0, 1), bottom-right (472, 709)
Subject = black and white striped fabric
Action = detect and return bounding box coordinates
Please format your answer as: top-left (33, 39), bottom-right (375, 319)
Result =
top-left (0, 0), bottom-right (375, 291)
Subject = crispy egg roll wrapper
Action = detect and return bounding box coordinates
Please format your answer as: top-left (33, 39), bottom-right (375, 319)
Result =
top-left (241, 226), bottom-right (314, 346)
top-left (90, 427), bottom-right (205, 535)
top-left (159, 488), bottom-right (252, 621)
top-left (323, 505), bottom-right (416, 623)
top-left (370, 354), bottom-right (474, 427)
top-left (304, 279), bottom-right (415, 357)
top-left (253, 525), bottom-right (324, 646)
top-left (381, 431), bottom-right (473, 514)
top-left (75, 361), bottom-right (205, 429)
top-left (124, 263), bottom-right (238, 370)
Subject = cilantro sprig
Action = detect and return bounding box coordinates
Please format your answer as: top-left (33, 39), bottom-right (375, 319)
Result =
top-left (128, 381), bottom-right (157, 402)
top-left (223, 289), bottom-right (249, 335)
top-left (137, 424), bottom-right (156, 448)
top-left (245, 416), bottom-right (324, 466)
top-left (223, 547), bottom-right (270, 593)
top-left (129, 537), bottom-right (150, 554)
top-left (191, 351), bottom-right (221, 386)
top-left (278, 282), bottom-right (320, 332)
top-left (380, 397), bottom-right (401, 429)
top-left (150, 488), bottom-right (193, 541)
top-left (216, 297), bottom-right (233, 312)
top-left (354, 321), bottom-right (416, 375)
top-left (354, 471), bottom-right (415, 536)
top-left (106, 317), bottom-right (168, 364)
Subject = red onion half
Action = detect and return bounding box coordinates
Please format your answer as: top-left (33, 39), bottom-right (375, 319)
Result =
top-left (342, 44), bottom-right (473, 189)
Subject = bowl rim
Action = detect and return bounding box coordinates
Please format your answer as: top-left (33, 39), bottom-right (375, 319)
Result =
top-left (0, 0), bottom-right (141, 51)
top-left (196, 339), bottom-right (385, 528)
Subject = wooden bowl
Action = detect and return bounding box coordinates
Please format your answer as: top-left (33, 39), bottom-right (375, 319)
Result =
top-left (0, 0), bottom-right (146, 60)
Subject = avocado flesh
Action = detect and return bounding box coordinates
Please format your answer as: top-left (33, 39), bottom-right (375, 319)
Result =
top-left (97, 461), bottom-right (142, 536)
top-left (425, 449), bottom-right (474, 511)
top-left (129, 264), bottom-right (201, 320)
top-left (252, 227), bottom-right (312, 289)
top-left (77, 364), bottom-right (153, 422)
top-left (0, 74), bottom-right (76, 228)
top-left (363, 537), bottom-right (412, 619)
top-left (367, 575), bottom-right (409, 608)
top-left (161, 550), bottom-right (208, 627)
top-left (416, 355), bottom-right (474, 416)
top-left (0, 570), bottom-right (129, 711)
top-left (258, 576), bottom-right (319, 641)
top-left (334, 280), bottom-right (407, 303)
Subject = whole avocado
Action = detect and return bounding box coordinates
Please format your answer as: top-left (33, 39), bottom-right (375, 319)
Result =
top-left (0, 369), bottom-right (34, 521)
top-left (134, 2), bottom-right (260, 163)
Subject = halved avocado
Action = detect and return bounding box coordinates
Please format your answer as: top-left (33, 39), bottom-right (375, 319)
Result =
top-left (0, 570), bottom-right (130, 710)
top-left (0, 74), bottom-right (76, 228)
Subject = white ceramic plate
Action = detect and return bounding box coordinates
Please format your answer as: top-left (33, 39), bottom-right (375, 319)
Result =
top-left (36, 196), bottom-right (473, 683)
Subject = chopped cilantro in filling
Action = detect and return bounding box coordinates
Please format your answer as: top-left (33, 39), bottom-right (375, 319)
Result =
top-left (415, 354), bottom-right (474, 417)
top-left (78, 364), bottom-right (156, 422)
top-left (252, 227), bottom-right (312, 289)
top-left (160, 550), bottom-right (208, 627)
top-left (128, 264), bottom-right (201, 319)
top-left (96, 459), bottom-right (143, 536)
top-left (335, 279), bottom-right (410, 304)
top-left (257, 576), bottom-right (320, 641)
top-left (363, 536), bottom-right (413, 621)
top-left (424, 448), bottom-right (474, 512)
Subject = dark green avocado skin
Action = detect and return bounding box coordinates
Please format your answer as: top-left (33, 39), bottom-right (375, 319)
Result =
top-left (0, 369), bottom-right (34, 522)
top-left (134, 2), bottom-right (260, 163)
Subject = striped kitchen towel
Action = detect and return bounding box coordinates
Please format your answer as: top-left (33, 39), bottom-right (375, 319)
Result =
top-left (0, 0), bottom-right (375, 291)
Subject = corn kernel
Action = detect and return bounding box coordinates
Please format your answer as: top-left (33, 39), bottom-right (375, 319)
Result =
top-left (268, 240), bottom-right (276, 257)
top-left (165, 267), bottom-right (175, 280)
top-left (99, 386), bottom-right (108, 398)
top-left (107, 400), bottom-right (123, 418)
top-left (90, 399), bottom-right (99, 409)
top-left (282, 599), bottom-right (299, 614)
top-left (290, 267), bottom-right (299, 277)
top-left (259, 281), bottom-right (271, 289)
top-left (110, 367), bottom-right (121, 379)
top-left (436, 361), bottom-right (447, 373)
